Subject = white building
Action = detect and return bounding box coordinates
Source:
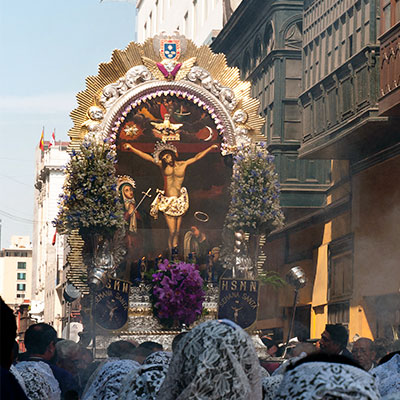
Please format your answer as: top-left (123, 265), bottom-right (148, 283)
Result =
top-left (0, 235), bottom-right (32, 309)
top-left (32, 141), bottom-right (69, 334)
top-left (136, 0), bottom-right (242, 45)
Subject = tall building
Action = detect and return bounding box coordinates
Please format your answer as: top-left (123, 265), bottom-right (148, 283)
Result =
top-left (0, 235), bottom-right (32, 308)
top-left (212, 0), bottom-right (331, 340)
top-left (212, 0), bottom-right (400, 342)
top-left (136, 0), bottom-right (242, 45)
top-left (32, 141), bottom-right (70, 334)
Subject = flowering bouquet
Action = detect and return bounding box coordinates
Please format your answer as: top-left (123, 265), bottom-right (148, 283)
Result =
top-left (53, 134), bottom-right (124, 239)
top-left (225, 142), bottom-right (284, 234)
top-left (151, 259), bottom-right (205, 328)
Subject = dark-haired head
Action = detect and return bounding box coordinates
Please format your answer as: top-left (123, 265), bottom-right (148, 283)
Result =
top-left (325, 324), bottom-right (348, 348)
top-left (107, 340), bottom-right (136, 358)
top-left (378, 350), bottom-right (400, 366)
top-left (319, 324), bottom-right (349, 354)
top-left (159, 150), bottom-right (177, 168)
top-left (24, 323), bottom-right (57, 357)
top-left (139, 341), bottom-right (163, 352)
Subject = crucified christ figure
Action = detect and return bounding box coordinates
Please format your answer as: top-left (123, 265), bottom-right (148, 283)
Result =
top-left (123, 142), bottom-right (218, 255)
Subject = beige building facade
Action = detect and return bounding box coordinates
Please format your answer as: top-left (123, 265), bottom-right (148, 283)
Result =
top-left (32, 141), bottom-right (69, 334)
top-left (0, 235), bottom-right (32, 309)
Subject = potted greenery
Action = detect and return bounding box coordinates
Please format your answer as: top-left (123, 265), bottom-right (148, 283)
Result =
top-left (224, 142), bottom-right (285, 281)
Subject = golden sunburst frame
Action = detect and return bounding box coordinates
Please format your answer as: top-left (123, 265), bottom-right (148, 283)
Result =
top-left (66, 31), bottom-right (265, 293)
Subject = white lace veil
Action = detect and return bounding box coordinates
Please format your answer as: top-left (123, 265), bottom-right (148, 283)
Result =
top-left (262, 374), bottom-right (283, 400)
top-left (275, 361), bottom-right (381, 399)
top-left (371, 353), bottom-right (400, 398)
top-left (156, 319), bottom-right (263, 400)
top-left (82, 359), bottom-right (140, 400)
top-left (117, 352), bottom-right (172, 400)
top-left (118, 363), bottom-right (169, 400)
top-left (14, 361), bottom-right (61, 400)
top-left (143, 351), bottom-right (172, 366)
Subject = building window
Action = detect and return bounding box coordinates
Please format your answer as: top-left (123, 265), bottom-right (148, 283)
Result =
top-left (348, 34), bottom-right (353, 57)
top-left (383, 0), bottom-right (392, 32)
top-left (17, 262), bottom-right (26, 270)
top-left (328, 301), bottom-right (350, 326)
top-left (17, 294), bottom-right (25, 299)
top-left (397, 0), bottom-right (400, 23)
top-left (17, 273), bottom-right (26, 280)
top-left (16, 284), bottom-right (26, 291)
top-left (328, 234), bottom-right (353, 301)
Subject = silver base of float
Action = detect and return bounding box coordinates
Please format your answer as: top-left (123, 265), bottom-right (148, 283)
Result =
top-left (93, 283), bottom-right (267, 359)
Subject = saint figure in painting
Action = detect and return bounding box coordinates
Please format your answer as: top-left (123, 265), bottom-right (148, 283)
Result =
top-left (123, 141), bottom-right (218, 255)
top-left (117, 176), bottom-right (142, 281)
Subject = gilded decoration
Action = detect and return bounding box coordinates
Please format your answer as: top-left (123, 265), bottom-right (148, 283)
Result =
top-left (69, 31), bottom-right (264, 152)
top-left (66, 32), bottom-right (266, 331)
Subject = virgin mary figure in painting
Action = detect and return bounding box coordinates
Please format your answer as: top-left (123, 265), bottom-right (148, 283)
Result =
top-left (117, 175), bottom-right (143, 281)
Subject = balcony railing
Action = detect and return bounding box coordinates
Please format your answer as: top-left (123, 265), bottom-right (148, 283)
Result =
top-left (299, 45), bottom-right (387, 159)
top-left (379, 21), bottom-right (400, 115)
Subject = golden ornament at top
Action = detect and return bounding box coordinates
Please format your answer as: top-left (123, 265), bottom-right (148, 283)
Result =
top-left (68, 32), bottom-right (265, 149)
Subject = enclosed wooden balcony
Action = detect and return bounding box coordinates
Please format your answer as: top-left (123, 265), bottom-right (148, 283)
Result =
top-left (379, 21), bottom-right (400, 115)
top-left (298, 45), bottom-right (399, 161)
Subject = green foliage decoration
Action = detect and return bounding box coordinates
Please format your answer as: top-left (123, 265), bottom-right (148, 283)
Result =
top-left (258, 271), bottom-right (286, 288)
top-left (53, 135), bottom-right (124, 239)
top-left (224, 142), bottom-right (284, 235)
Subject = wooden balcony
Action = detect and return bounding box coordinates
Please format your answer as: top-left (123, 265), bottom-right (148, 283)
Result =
top-left (299, 46), bottom-right (395, 161)
top-left (379, 21), bottom-right (400, 116)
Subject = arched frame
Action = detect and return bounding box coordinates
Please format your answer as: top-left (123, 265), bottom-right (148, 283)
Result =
top-left (65, 33), bottom-right (266, 290)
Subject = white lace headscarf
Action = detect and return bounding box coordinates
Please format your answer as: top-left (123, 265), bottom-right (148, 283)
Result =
top-left (118, 363), bottom-right (169, 400)
top-left (157, 319), bottom-right (263, 400)
top-left (14, 361), bottom-right (61, 400)
top-left (82, 359), bottom-right (140, 400)
top-left (371, 353), bottom-right (400, 398)
top-left (143, 351), bottom-right (172, 366)
top-left (275, 361), bottom-right (381, 399)
top-left (262, 374), bottom-right (283, 400)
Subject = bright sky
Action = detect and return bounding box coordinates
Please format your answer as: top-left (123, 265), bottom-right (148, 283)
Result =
top-left (0, 0), bottom-right (137, 248)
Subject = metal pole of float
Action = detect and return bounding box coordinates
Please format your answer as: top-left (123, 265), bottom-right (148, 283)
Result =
top-left (66, 302), bottom-right (71, 340)
top-left (92, 291), bottom-right (96, 359)
top-left (282, 266), bottom-right (307, 358)
top-left (282, 288), bottom-right (299, 358)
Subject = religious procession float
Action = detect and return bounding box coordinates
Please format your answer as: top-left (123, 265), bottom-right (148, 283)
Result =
top-left (54, 32), bottom-right (285, 357)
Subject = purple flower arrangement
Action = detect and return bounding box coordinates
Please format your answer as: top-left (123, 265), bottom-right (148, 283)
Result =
top-left (151, 259), bottom-right (205, 328)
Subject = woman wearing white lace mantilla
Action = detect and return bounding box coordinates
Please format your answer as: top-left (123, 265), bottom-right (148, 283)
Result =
top-left (274, 353), bottom-right (381, 399)
top-left (156, 319), bottom-right (263, 400)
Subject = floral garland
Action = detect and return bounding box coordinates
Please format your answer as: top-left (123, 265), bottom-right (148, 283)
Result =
top-left (224, 142), bottom-right (284, 234)
top-left (151, 259), bottom-right (205, 328)
top-left (53, 134), bottom-right (124, 239)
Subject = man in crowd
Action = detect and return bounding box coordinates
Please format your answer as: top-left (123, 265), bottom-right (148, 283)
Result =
top-left (133, 341), bottom-right (164, 364)
top-left (106, 339), bottom-right (137, 359)
top-left (352, 337), bottom-right (376, 370)
top-left (56, 339), bottom-right (82, 378)
top-left (319, 324), bottom-right (353, 359)
top-left (260, 335), bottom-right (280, 358)
top-left (24, 323), bottom-right (80, 399)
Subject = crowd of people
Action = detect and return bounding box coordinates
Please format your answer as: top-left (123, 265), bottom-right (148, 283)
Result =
top-left (1, 297), bottom-right (399, 399)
